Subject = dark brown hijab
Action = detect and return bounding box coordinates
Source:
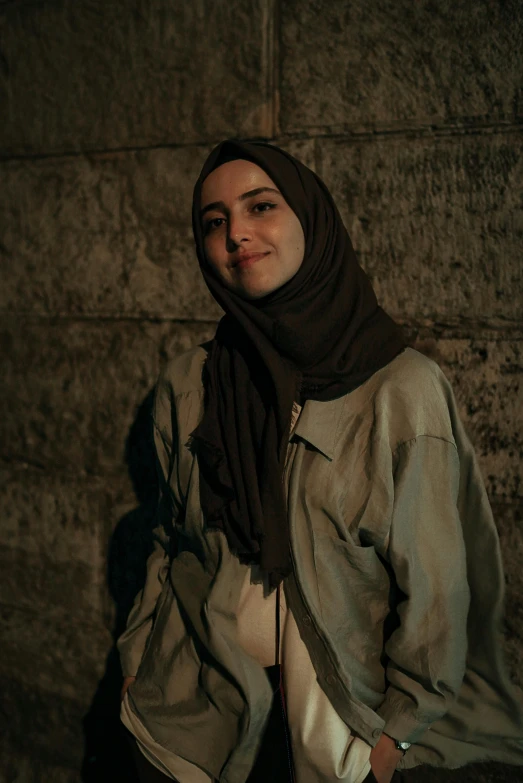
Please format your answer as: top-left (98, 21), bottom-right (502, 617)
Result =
top-left (190, 139), bottom-right (405, 588)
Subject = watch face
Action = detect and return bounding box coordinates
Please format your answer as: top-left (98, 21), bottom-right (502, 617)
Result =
top-left (397, 741), bottom-right (411, 751)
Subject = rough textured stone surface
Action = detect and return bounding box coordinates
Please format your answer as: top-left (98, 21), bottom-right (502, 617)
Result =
top-left (0, 469), bottom-right (129, 629)
top-left (0, 464), bottom-right (161, 781)
top-left (280, 0), bottom-right (523, 133)
top-left (319, 132), bottom-right (523, 324)
top-left (0, 747), bottom-right (81, 783)
top-left (1, 154), bottom-right (126, 315)
top-left (0, 148), bottom-right (223, 319)
top-left (1, 564), bottom-right (112, 710)
top-left (1, 317), bottom-right (217, 473)
top-left (0, 665), bottom-right (94, 769)
top-left (0, 468), bottom-right (151, 778)
top-left (0, 0), bottom-right (276, 155)
top-left (120, 147), bottom-right (222, 319)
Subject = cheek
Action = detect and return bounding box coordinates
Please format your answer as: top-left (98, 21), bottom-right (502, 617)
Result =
top-left (203, 235), bottom-right (223, 269)
top-left (289, 223), bottom-right (305, 267)
top-left (296, 230), bottom-right (305, 255)
top-left (270, 218), bottom-right (301, 250)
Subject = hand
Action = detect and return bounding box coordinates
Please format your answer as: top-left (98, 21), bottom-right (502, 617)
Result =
top-left (368, 733), bottom-right (403, 783)
top-left (121, 675), bottom-right (136, 702)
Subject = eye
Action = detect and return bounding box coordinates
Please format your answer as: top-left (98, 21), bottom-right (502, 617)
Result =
top-left (252, 201), bottom-right (276, 213)
top-left (203, 217), bottom-right (226, 234)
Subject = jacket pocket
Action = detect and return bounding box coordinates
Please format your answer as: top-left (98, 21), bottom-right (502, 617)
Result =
top-left (311, 530), bottom-right (390, 705)
top-left (312, 529), bottom-right (387, 586)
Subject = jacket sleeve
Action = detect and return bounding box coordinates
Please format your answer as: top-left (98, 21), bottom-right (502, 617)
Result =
top-left (117, 380), bottom-right (182, 678)
top-left (376, 434), bottom-right (471, 743)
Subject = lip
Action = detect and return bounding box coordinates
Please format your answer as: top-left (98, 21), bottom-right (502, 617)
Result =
top-left (232, 251), bottom-right (269, 269)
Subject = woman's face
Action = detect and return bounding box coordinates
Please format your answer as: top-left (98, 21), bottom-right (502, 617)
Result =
top-left (200, 159), bottom-right (305, 300)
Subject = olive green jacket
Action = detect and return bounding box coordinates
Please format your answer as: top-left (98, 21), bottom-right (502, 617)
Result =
top-left (117, 345), bottom-right (523, 783)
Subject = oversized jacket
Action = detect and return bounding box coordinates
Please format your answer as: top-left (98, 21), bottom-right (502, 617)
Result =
top-left (117, 344), bottom-right (523, 783)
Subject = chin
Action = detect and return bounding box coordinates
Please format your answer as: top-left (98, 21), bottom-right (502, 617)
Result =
top-left (227, 274), bottom-right (283, 301)
top-left (238, 286), bottom-right (276, 301)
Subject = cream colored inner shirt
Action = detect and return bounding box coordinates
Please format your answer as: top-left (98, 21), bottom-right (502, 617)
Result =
top-left (122, 402), bottom-right (372, 782)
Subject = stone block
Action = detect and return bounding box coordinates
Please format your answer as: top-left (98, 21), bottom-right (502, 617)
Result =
top-left (280, 0), bottom-right (523, 132)
top-left (0, 148), bottom-right (224, 319)
top-left (0, 599), bottom-right (111, 709)
top-left (0, 471), bottom-right (152, 777)
top-left (0, 675), bottom-right (86, 769)
top-left (1, 547), bottom-right (105, 630)
top-left (492, 500), bottom-right (523, 689)
top-left (1, 317), bottom-right (216, 474)
top-left (0, 0), bottom-right (275, 155)
top-left (0, 745), bottom-right (80, 783)
top-left (0, 696), bottom-right (135, 782)
top-left (0, 470), bottom-right (107, 570)
top-left (120, 147), bottom-right (223, 319)
top-left (1, 155), bottom-right (126, 316)
top-left (413, 337), bottom-right (522, 500)
top-left (318, 133), bottom-right (522, 323)
top-left (0, 623), bottom-right (136, 774)
top-left (0, 469), bottom-right (136, 632)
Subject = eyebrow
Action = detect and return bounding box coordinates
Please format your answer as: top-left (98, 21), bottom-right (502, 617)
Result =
top-left (199, 187), bottom-right (281, 218)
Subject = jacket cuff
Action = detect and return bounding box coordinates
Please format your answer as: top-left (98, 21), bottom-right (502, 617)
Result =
top-left (119, 648), bottom-right (144, 678)
top-left (376, 695), bottom-right (433, 744)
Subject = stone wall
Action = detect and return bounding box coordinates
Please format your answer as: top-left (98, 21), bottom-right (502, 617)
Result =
top-left (1, 1), bottom-right (521, 781)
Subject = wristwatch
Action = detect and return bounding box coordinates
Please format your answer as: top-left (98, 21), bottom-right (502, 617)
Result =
top-left (384, 733), bottom-right (411, 754)
top-left (393, 738), bottom-right (411, 754)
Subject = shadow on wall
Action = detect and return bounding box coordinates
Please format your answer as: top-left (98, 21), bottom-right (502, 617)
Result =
top-left (81, 390), bottom-right (158, 783)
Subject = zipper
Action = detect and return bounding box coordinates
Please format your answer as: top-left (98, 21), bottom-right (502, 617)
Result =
top-left (276, 403), bottom-right (298, 783)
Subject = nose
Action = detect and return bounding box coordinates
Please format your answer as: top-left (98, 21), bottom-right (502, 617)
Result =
top-left (226, 213), bottom-right (252, 251)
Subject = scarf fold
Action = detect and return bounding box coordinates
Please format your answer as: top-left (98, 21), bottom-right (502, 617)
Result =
top-left (190, 140), bottom-right (406, 588)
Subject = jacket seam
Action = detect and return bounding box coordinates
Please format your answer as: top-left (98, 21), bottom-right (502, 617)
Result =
top-left (393, 433), bottom-right (458, 456)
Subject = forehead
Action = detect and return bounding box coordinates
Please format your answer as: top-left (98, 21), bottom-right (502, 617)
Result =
top-left (201, 159), bottom-right (277, 203)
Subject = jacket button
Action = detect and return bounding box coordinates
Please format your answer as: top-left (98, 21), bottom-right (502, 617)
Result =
top-left (326, 673), bottom-right (336, 685)
top-left (372, 729), bottom-right (381, 739)
top-left (302, 615), bottom-right (312, 626)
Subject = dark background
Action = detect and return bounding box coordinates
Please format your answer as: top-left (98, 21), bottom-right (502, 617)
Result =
top-left (1, 1), bottom-right (522, 781)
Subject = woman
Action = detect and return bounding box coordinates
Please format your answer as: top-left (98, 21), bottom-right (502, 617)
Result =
top-left (117, 140), bottom-right (523, 783)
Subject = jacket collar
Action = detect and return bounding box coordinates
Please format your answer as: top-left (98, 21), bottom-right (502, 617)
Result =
top-left (292, 395), bottom-right (347, 460)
